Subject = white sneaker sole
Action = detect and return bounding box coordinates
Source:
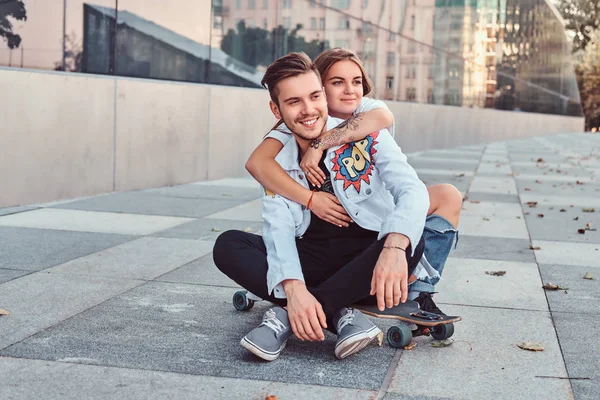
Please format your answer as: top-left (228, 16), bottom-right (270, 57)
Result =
top-left (334, 326), bottom-right (383, 360)
top-left (240, 336), bottom-right (286, 361)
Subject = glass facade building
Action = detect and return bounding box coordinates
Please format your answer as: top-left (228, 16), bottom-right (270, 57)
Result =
top-left (0, 0), bottom-right (582, 116)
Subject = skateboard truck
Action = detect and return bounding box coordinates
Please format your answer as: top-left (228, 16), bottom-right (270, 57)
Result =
top-left (409, 311), bottom-right (444, 321)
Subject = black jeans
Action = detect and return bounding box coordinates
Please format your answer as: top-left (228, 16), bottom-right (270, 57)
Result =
top-left (213, 230), bottom-right (424, 332)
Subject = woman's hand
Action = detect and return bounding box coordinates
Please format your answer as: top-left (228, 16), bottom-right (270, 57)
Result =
top-left (300, 147), bottom-right (326, 187)
top-left (309, 192), bottom-right (353, 227)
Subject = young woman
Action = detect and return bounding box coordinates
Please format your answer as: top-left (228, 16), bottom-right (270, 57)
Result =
top-left (246, 48), bottom-right (462, 312)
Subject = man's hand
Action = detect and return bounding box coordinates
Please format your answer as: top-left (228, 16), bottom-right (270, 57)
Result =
top-left (300, 146), bottom-right (326, 187)
top-left (370, 247), bottom-right (409, 311)
top-left (283, 280), bottom-right (327, 341)
top-left (309, 192), bottom-right (353, 227)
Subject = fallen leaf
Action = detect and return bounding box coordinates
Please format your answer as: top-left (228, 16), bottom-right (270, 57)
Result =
top-left (403, 342), bottom-right (417, 350)
top-left (486, 271), bottom-right (506, 276)
top-left (543, 282), bottom-right (568, 290)
top-left (536, 180), bottom-right (543, 184)
top-left (529, 246), bottom-right (541, 250)
top-left (537, 214), bottom-right (544, 218)
top-left (211, 227), bottom-right (221, 232)
top-left (526, 202), bottom-right (538, 207)
top-left (583, 208), bottom-right (596, 212)
top-left (524, 188), bottom-right (531, 191)
top-left (482, 217), bottom-right (490, 221)
top-left (576, 181), bottom-right (585, 185)
top-left (578, 228), bottom-right (586, 234)
top-left (583, 272), bottom-right (595, 280)
top-left (431, 339), bottom-right (453, 348)
top-left (560, 209), bottom-right (567, 212)
top-left (517, 342), bottom-right (544, 352)
top-left (265, 396), bottom-right (278, 400)
top-left (0, 309), bottom-right (10, 316)
top-left (537, 158), bottom-right (544, 162)
top-left (222, 193), bottom-right (233, 197)
top-left (524, 212), bottom-right (530, 215)
top-left (244, 227), bottom-right (253, 232)
top-left (455, 173), bottom-right (465, 177)
top-left (516, 216), bottom-right (521, 219)
top-left (574, 217), bottom-right (580, 221)
top-left (469, 200), bottom-right (481, 204)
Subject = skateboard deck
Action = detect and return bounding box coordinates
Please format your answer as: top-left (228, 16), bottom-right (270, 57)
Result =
top-left (353, 300), bottom-right (461, 327)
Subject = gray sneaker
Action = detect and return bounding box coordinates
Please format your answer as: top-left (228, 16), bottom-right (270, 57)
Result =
top-left (333, 308), bottom-right (383, 360)
top-left (240, 307), bottom-right (291, 361)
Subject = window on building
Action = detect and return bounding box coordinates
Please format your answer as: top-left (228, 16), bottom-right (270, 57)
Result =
top-left (283, 17), bottom-right (291, 29)
top-left (320, 0), bottom-right (327, 6)
top-left (213, 16), bottom-right (223, 30)
top-left (428, 65), bottom-right (433, 79)
top-left (263, 0), bottom-right (269, 8)
top-left (388, 31), bottom-right (396, 41)
top-left (319, 18), bottom-right (326, 29)
top-left (410, 15), bottom-right (415, 30)
top-left (311, 18), bottom-right (317, 30)
top-left (283, 0), bottom-right (291, 9)
top-left (335, 39), bottom-right (351, 49)
top-left (427, 89), bottom-right (434, 103)
top-left (408, 41), bottom-right (416, 53)
top-left (339, 16), bottom-right (350, 29)
top-left (264, 18), bottom-right (268, 29)
top-left (332, 0), bottom-right (351, 9)
top-left (362, 0), bottom-right (368, 8)
top-left (249, 0), bottom-right (256, 9)
top-left (386, 76), bottom-right (394, 90)
top-left (386, 52), bottom-right (395, 66)
top-left (406, 87), bottom-right (416, 101)
top-left (236, 0), bottom-right (242, 10)
top-left (309, 0), bottom-right (316, 7)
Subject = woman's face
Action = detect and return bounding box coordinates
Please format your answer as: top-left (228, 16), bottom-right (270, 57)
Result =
top-left (322, 59), bottom-right (364, 119)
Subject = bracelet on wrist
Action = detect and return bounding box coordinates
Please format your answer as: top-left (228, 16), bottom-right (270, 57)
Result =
top-left (383, 245), bottom-right (406, 252)
top-left (306, 189), bottom-right (317, 209)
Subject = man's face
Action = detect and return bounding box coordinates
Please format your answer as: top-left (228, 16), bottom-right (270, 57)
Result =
top-left (270, 71), bottom-right (328, 141)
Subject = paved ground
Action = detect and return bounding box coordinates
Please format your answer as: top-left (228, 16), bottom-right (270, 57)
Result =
top-left (1, 133), bottom-right (599, 400)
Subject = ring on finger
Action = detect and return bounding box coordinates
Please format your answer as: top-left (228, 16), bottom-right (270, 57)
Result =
top-left (305, 170), bottom-right (311, 174)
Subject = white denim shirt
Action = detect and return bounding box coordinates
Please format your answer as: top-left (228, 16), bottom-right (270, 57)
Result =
top-left (262, 117), bottom-right (430, 298)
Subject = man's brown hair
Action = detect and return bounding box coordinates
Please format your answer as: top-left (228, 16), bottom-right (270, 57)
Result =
top-left (261, 52), bottom-right (321, 107)
top-left (313, 48), bottom-right (372, 96)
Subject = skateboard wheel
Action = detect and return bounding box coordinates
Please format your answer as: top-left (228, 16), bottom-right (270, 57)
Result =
top-left (386, 325), bottom-right (413, 348)
top-left (233, 291), bottom-right (254, 311)
top-left (431, 323), bottom-right (454, 340)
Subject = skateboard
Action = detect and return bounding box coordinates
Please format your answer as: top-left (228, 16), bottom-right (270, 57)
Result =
top-left (232, 290), bottom-right (262, 311)
top-left (352, 300), bottom-right (461, 348)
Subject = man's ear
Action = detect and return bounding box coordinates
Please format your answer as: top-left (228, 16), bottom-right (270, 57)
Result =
top-left (269, 101), bottom-right (282, 120)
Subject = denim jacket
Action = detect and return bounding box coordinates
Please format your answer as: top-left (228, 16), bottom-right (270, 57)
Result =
top-left (262, 118), bottom-right (430, 298)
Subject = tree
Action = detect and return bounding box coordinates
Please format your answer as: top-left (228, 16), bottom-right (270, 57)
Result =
top-left (0, 0), bottom-right (27, 49)
top-left (557, 0), bottom-right (599, 53)
top-left (575, 62), bottom-right (600, 129)
top-left (54, 32), bottom-right (83, 72)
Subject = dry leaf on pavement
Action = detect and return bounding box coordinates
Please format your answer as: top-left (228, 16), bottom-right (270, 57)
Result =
top-left (526, 201), bottom-right (538, 207)
top-left (529, 246), bottom-right (541, 250)
top-left (543, 282), bottom-right (568, 291)
top-left (211, 227), bottom-right (221, 232)
top-left (583, 272), bottom-right (595, 280)
top-left (537, 214), bottom-right (544, 218)
top-left (265, 396), bottom-right (278, 400)
top-left (583, 208), bottom-right (596, 212)
top-left (0, 309), bottom-right (11, 316)
top-left (431, 339), bottom-right (453, 348)
top-left (403, 342), bottom-right (417, 350)
top-left (517, 342), bottom-right (544, 352)
top-left (486, 271), bottom-right (506, 276)
top-left (578, 228), bottom-right (586, 234)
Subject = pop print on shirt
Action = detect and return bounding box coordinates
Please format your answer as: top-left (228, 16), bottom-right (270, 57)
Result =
top-left (331, 132), bottom-right (379, 193)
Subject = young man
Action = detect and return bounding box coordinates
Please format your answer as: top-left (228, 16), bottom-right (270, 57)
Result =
top-left (213, 52), bottom-right (430, 361)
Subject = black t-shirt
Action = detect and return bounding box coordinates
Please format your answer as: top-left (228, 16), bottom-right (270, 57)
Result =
top-left (302, 152), bottom-right (377, 241)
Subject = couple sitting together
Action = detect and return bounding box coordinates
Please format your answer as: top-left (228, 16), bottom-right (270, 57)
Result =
top-left (213, 48), bottom-right (462, 361)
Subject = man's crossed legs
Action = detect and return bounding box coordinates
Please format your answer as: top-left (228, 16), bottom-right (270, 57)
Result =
top-left (213, 231), bottom-right (424, 361)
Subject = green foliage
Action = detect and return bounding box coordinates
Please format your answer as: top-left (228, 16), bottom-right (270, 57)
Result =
top-left (557, 0), bottom-right (599, 53)
top-left (0, 0), bottom-right (27, 49)
top-left (221, 21), bottom-right (329, 68)
top-left (575, 62), bottom-right (600, 129)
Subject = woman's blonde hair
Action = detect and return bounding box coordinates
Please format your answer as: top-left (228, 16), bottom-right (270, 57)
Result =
top-left (313, 48), bottom-right (373, 96)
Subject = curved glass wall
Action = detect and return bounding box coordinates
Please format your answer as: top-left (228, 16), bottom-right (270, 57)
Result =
top-left (0, 0), bottom-right (582, 116)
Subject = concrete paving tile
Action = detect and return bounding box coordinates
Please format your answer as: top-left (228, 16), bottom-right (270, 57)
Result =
top-left (144, 184), bottom-right (262, 202)
top-left (475, 162), bottom-right (512, 175)
top-left (383, 394), bottom-right (451, 400)
top-left (157, 253), bottom-right (239, 288)
top-left (53, 191), bottom-right (245, 218)
top-left (0, 268), bottom-right (31, 284)
top-left (436, 258), bottom-right (547, 311)
top-left (552, 312), bottom-right (600, 388)
top-left (468, 176), bottom-right (518, 195)
top-left (570, 381), bottom-right (599, 400)
top-left (412, 168), bottom-right (474, 177)
top-left (532, 240), bottom-right (600, 267)
top-left (450, 235), bottom-right (536, 263)
top-left (0, 226), bottom-right (137, 271)
top-left (0, 283), bottom-right (395, 390)
top-left (463, 192), bottom-right (521, 204)
top-left (417, 150), bottom-right (482, 160)
top-left (0, 273), bottom-right (143, 350)
top-left (480, 155), bottom-right (510, 164)
top-left (418, 174), bottom-right (471, 193)
top-left (0, 206), bottom-right (38, 216)
top-left (0, 209), bottom-right (192, 235)
top-left (152, 218), bottom-right (263, 241)
top-left (515, 178), bottom-right (600, 197)
top-left (47, 237), bottom-right (214, 281)
top-left (538, 263), bottom-right (600, 314)
top-left (514, 173), bottom-right (596, 183)
top-left (520, 193), bottom-right (600, 209)
top-left (460, 201), bottom-right (524, 218)
top-left (191, 177), bottom-right (261, 189)
top-left (458, 214), bottom-right (529, 239)
top-left (523, 205), bottom-right (600, 244)
top-left (205, 199), bottom-right (263, 222)
top-left (0, 357), bottom-right (378, 400)
top-left (405, 157), bottom-right (479, 171)
top-left (386, 305), bottom-right (571, 400)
